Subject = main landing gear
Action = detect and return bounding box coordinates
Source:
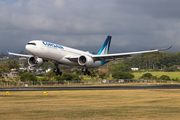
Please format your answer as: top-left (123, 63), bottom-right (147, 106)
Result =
top-left (82, 68), bottom-right (90, 75)
top-left (53, 63), bottom-right (62, 76)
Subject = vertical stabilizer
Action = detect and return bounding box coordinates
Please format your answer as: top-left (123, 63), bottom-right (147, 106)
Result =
top-left (97, 36), bottom-right (111, 55)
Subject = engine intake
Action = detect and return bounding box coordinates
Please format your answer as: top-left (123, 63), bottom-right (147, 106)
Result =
top-left (78, 55), bottom-right (94, 67)
top-left (28, 57), bottom-right (44, 67)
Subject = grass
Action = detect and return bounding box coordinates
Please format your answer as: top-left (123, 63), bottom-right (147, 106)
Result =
top-left (132, 71), bottom-right (180, 80)
top-left (83, 71), bottom-right (180, 80)
top-left (1, 89), bottom-right (180, 120)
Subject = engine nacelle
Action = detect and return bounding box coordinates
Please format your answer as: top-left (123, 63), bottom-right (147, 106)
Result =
top-left (28, 57), bottom-right (44, 67)
top-left (78, 55), bottom-right (94, 67)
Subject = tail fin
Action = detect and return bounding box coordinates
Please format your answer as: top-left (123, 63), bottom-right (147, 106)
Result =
top-left (97, 35), bottom-right (111, 55)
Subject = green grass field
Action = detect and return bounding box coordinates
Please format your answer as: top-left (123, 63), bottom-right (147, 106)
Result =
top-left (132, 71), bottom-right (180, 80)
top-left (24, 71), bottom-right (180, 81)
top-left (1, 90), bottom-right (180, 120)
top-left (83, 71), bottom-right (180, 81)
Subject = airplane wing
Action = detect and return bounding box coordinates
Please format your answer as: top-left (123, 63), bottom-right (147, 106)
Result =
top-left (7, 50), bottom-right (33, 57)
top-left (91, 46), bottom-right (172, 61)
top-left (66, 46), bottom-right (172, 62)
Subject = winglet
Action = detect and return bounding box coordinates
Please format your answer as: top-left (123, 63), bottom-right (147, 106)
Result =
top-left (158, 46), bottom-right (172, 51)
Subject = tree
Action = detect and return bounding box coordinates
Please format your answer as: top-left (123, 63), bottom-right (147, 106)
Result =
top-left (112, 71), bottom-right (134, 79)
top-left (89, 69), bottom-right (97, 79)
top-left (111, 62), bottom-right (131, 72)
top-left (1, 62), bottom-right (11, 72)
top-left (41, 61), bottom-right (54, 70)
top-left (44, 71), bottom-right (56, 78)
top-left (169, 66), bottom-right (178, 72)
top-left (99, 72), bottom-right (106, 79)
top-left (23, 61), bottom-right (29, 67)
top-left (20, 73), bottom-right (37, 82)
top-left (61, 73), bottom-right (73, 80)
top-left (76, 69), bottom-right (82, 75)
top-left (8, 60), bottom-right (20, 70)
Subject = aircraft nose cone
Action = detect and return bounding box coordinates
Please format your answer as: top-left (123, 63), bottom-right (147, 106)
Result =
top-left (25, 45), bottom-right (31, 53)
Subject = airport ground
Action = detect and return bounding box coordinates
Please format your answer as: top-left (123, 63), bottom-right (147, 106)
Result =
top-left (0, 89), bottom-right (180, 120)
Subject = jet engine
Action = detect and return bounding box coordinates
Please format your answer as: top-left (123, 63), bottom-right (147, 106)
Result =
top-left (78, 55), bottom-right (94, 67)
top-left (28, 57), bottom-right (44, 67)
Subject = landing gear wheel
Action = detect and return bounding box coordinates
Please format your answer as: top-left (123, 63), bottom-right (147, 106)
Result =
top-left (82, 68), bottom-right (90, 76)
top-left (59, 71), bottom-right (62, 76)
top-left (87, 71), bottom-right (90, 76)
top-left (53, 63), bottom-right (62, 76)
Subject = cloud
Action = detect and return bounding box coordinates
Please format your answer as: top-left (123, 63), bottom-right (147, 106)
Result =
top-left (0, 0), bottom-right (179, 53)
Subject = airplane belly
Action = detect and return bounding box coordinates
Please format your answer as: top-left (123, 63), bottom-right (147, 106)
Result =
top-left (39, 47), bottom-right (64, 61)
top-left (90, 61), bottom-right (102, 68)
top-left (58, 57), bottom-right (79, 66)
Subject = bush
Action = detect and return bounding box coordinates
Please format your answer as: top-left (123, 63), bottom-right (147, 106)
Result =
top-left (141, 73), bottom-right (152, 79)
top-left (172, 78), bottom-right (179, 81)
top-left (99, 72), bottom-right (106, 79)
top-left (38, 77), bottom-right (49, 81)
top-left (169, 66), bottom-right (178, 72)
top-left (55, 73), bottom-right (81, 81)
top-left (54, 76), bottom-right (63, 81)
top-left (112, 71), bottom-right (134, 79)
top-left (20, 73), bottom-right (37, 82)
top-left (159, 75), bottom-right (170, 80)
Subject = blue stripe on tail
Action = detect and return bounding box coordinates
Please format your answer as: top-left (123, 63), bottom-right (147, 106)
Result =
top-left (97, 35), bottom-right (111, 55)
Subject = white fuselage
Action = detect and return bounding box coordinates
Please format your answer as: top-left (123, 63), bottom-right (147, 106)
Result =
top-left (25, 40), bottom-right (103, 68)
top-left (8, 35), bottom-right (170, 71)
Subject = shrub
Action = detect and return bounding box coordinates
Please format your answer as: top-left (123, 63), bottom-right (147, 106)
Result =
top-left (54, 76), bottom-right (63, 81)
top-left (172, 78), bottom-right (179, 81)
top-left (141, 73), bottom-right (152, 79)
top-left (159, 75), bottom-right (170, 80)
top-left (20, 73), bottom-right (37, 82)
top-left (39, 77), bottom-right (49, 81)
top-left (169, 66), bottom-right (178, 72)
top-left (99, 72), bottom-right (106, 79)
top-left (60, 73), bottom-right (81, 81)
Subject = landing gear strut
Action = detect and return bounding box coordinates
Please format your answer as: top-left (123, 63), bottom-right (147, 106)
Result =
top-left (82, 68), bottom-right (90, 75)
top-left (53, 63), bottom-right (62, 76)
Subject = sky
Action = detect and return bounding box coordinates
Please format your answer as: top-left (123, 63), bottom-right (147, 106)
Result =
top-left (0, 0), bottom-right (179, 54)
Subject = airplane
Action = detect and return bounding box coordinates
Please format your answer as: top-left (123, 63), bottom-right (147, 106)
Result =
top-left (8, 35), bottom-right (171, 75)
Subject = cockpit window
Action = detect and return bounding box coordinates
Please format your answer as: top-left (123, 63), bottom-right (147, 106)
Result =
top-left (27, 43), bottom-right (36, 46)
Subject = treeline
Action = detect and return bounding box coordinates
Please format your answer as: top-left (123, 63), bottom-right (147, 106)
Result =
top-left (0, 60), bottom-right (19, 73)
top-left (123, 51), bottom-right (180, 70)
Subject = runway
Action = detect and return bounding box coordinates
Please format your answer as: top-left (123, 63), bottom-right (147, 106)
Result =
top-left (1, 85), bottom-right (180, 91)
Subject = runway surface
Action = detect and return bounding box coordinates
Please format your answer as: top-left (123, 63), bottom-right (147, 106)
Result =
top-left (1, 85), bottom-right (180, 91)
